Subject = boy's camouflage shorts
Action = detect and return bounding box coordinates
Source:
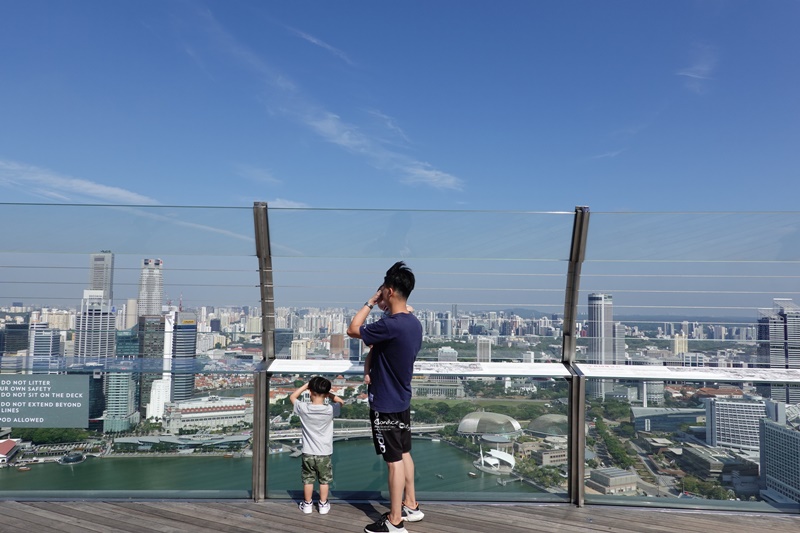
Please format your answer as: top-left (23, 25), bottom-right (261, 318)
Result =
top-left (301, 454), bottom-right (333, 485)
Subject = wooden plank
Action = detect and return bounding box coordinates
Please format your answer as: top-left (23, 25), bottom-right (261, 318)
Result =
top-left (24, 502), bottom-right (163, 533)
top-left (130, 502), bottom-right (269, 533)
top-left (0, 503), bottom-right (72, 533)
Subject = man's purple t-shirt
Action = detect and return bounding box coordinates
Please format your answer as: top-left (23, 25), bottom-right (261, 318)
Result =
top-left (360, 312), bottom-right (422, 413)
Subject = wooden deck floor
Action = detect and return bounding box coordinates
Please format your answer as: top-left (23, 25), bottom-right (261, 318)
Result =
top-left (1, 500), bottom-right (799, 533)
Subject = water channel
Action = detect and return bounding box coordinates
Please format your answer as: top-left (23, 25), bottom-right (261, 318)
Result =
top-left (1, 438), bottom-right (544, 496)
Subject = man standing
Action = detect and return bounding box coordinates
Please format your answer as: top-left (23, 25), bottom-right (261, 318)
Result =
top-left (347, 261), bottom-right (424, 533)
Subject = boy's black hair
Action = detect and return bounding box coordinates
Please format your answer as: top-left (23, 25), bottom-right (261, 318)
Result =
top-left (308, 376), bottom-right (332, 395)
top-left (383, 261), bottom-right (415, 299)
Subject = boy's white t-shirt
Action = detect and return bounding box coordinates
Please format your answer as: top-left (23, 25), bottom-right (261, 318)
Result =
top-left (293, 401), bottom-right (341, 456)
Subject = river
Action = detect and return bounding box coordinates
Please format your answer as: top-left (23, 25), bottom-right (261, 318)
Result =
top-left (1, 438), bottom-right (543, 495)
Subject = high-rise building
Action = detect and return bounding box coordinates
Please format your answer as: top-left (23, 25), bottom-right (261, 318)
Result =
top-left (2, 322), bottom-right (30, 355)
top-left (73, 289), bottom-right (116, 364)
top-left (349, 337), bottom-right (363, 363)
top-left (274, 328), bottom-right (294, 358)
top-left (169, 311), bottom-right (197, 402)
top-left (759, 401), bottom-right (800, 504)
top-left (477, 337), bottom-right (492, 362)
top-left (103, 370), bottom-right (140, 433)
top-left (89, 251), bottom-right (114, 302)
top-left (758, 299), bottom-right (800, 403)
top-left (705, 397), bottom-right (765, 452)
top-left (291, 339), bottom-right (307, 360)
top-left (137, 259), bottom-right (164, 317)
top-left (104, 327), bottom-right (141, 432)
top-left (672, 332), bottom-right (689, 355)
top-left (28, 323), bottom-right (63, 373)
top-left (587, 293), bottom-right (625, 399)
top-left (68, 362), bottom-right (106, 431)
top-left (327, 333), bottom-right (343, 357)
top-left (119, 298), bottom-right (139, 330)
top-left (137, 315), bottom-right (165, 416)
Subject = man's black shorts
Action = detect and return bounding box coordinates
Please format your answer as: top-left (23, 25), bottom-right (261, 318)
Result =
top-left (370, 408), bottom-right (411, 463)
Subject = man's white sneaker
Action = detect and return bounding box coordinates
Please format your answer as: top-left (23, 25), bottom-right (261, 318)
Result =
top-left (401, 503), bottom-right (424, 522)
top-left (318, 500), bottom-right (331, 515)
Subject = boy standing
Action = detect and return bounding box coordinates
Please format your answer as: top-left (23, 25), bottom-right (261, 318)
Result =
top-left (290, 376), bottom-right (344, 514)
top-left (347, 261), bottom-right (424, 533)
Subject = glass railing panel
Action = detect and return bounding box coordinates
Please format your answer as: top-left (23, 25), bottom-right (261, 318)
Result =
top-left (0, 203), bottom-right (260, 497)
top-left (264, 208), bottom-right (575, 502)
top-left (265, 366), bottom-right (570, 502)
top-left (580, 373), bottom-right (800, 512)
top-left (576, 212), bottom-right (800, 510)
top-left (0, 356), bottom-right (255, 497)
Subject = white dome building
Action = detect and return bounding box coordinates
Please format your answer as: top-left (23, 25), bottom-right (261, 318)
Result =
top-left (457, 411), bottom-right (523, 438)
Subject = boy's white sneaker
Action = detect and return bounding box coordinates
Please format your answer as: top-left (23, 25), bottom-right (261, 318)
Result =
top-left (318, 500), bottom-right (331, 514)
top-left (299, 500), bottom-right (313, 514)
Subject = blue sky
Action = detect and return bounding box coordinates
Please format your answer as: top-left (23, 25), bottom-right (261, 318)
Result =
top-left (1, 1), bottom-right (798, 212)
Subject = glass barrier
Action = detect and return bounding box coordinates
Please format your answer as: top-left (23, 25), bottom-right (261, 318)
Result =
top-left (3, 205), bottom-right (800, 511)
top-left (576, 212), bottom-right (800, 511)
top-left (581, 376), bottom-right (800, 512)
top-left (261, 208), bottom-right (576, 501)
top-left (0, 355), bottom-right (255, 497)
top-left (266, 370), bottom-right (570, 502)
top-left (0, 204), bottom-right (258, 497)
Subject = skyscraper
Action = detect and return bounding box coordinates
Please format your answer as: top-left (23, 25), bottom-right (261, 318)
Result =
top-left (705, 397), bottom-right (765, 452)
top-left (169, 311), bottom-right (198, 402)
top-left (137, 315), bottom-right (165, 416)
top-left (758, 299), bottom-right (800, 403)
top-left (291, 340), bottom-right (307, 360)
top-left (477, 337), bottom-right (492, 362)
top-left (137, 259), bottom-right (164, 317)
top-left (89, 251), bottom-right (114, 302)
top-left (587, 293), bottom-right (625, 399)
top-left (74, 289), bottom-right (116, 364)
top-left (28, 323), bottom-right (63, 373)
top-left (760, 401), bottom-right (800, 504)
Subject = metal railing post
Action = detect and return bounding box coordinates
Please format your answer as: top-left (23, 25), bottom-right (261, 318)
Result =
top-left (562, 206), bottom-right (590, 365)
top-left (253, 202), bottom-right (276, 502)
top-left (562, 206), bottom-right (590, 506)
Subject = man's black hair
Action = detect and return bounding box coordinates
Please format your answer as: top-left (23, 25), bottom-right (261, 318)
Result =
top-left (383, 261), bottom-right (415, 299)
top-left (308, 376), bottom-right (332, 395)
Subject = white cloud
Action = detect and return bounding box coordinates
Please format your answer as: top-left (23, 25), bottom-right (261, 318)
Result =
top-left (287, 27), bottom-right (355, 66)
top-left (234, 164), bottom-right (282, 185)
top-left (192, 8), bottom-right (463, 193)
top-left (367, 109), bottom-right (411, 145)
top-left (591, 149), bottom-right (627, 159)
top-left (401, 164), bottom-right (463, 191)
top-left (0, 159), bottom-right (159, 205)
top-left (269, 198), bottom-right (310, 208)
top-left (676, 44), bottom-right (718, 94)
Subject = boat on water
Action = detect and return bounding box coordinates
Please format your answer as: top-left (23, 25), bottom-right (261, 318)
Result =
top-left (468, 472), bottom-right (477, 477)
top-left (436, 473), bottom-right (444, 479)
top-left (223, 453), bottom-right (234, 458)
top-left (473, 446), bottom-right (515, 476)
top-left (17, 466), bottom-right (31, 471)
